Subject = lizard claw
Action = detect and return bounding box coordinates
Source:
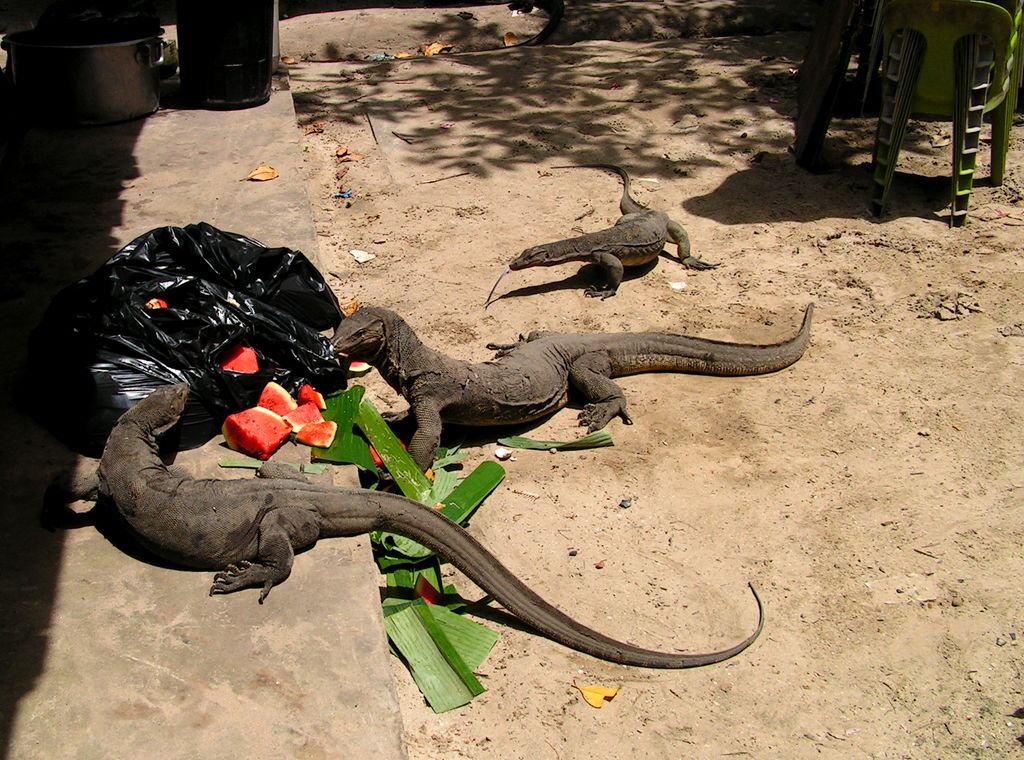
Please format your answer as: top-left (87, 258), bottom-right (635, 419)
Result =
top-left (578, 400), bottom-right (628, 431)
top-left (584, 287), bottom-right (617, 299)
top-left (681, 255), bottom-right (719, 271)
top-left (210, 560), bottom-right (257, 597)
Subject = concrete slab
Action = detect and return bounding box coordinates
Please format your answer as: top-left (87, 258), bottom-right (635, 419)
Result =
top-left (0, 83), bottom-right (406, 759)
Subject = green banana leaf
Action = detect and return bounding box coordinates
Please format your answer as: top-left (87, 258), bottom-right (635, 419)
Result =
top-left (310, 386), bottom-right (378, 471)
top-left (382, 599), bottom-right (490, 713)
top-left (497, 429), bottom-right (614, 450)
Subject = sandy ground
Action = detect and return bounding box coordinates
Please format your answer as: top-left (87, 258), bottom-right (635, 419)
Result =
top-left (280, 4), bottom-right (1024, 758)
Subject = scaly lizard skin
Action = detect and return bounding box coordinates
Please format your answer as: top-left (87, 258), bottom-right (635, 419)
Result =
top-left (486, 164), bottom-right (715, 303)
top-left (51, 383), bottom-right (763, 669)
top-left (331, 304), bottom-right (813, 471)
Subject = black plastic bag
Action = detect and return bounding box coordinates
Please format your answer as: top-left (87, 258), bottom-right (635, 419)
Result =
top-left (27, 223), bottom-right (348, 455)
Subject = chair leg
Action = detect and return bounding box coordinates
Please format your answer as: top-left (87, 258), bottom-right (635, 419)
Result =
top-left (871, 28), bottom-right (926, 217)
top-left (989, 15), bottom-right (1022, 185)
top-left (951, 34), bottom-right (995, 227)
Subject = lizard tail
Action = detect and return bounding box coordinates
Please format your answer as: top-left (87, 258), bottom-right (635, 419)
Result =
top-left (552, 163), bottom-right (646, 215)
top-left (323, 490), bottom-right (763, 669)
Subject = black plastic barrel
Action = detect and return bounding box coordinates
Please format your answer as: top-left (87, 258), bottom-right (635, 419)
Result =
top-left (176, 0), bottom-right (274, 109)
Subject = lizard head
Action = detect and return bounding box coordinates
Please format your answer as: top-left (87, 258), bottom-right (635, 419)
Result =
top-left (330, 307), bottom-right (390, 366)
top-left (509, 243), bottom-right (562, 270)
top-left (128, 383), bottom-right (191, 438)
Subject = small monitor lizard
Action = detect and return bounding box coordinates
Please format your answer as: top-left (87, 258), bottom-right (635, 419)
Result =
top-left (331, 303), bottom-right (813, 471)
top-left (486, 164), bottom-right (716, 304)
top-left (49, 383), bottom-right (763, 669)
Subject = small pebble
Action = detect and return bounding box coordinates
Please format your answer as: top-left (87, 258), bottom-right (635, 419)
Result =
top-left (619, 498), bottom-right (632, 509)
top-left (568, 548), bottom-right (578, 557)
top-left (493, 446), bottom-right (513, 461)
top-left (997, 637), bottom-right (1007, 647)
top-left (918, 428), bottom-right (931, 437)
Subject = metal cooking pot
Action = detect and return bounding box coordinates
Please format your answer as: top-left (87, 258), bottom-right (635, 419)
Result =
top-left (1, 30), bottom-right (164, 126)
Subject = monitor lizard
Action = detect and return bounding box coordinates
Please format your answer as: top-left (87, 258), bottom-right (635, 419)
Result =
top-left (485, 164), bottom-right (716, 304)
top-left (47, 383), bottom-right (763, 669)
top-left (331, 303), bottom-right (813, 471)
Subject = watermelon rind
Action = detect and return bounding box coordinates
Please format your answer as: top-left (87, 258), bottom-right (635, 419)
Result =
top-left (297, 383), bottom-right (327, 411)
top-left (222, 406), bottom-right (292, 460)
top-left (296, 420), bottom-right (338, 448)
top-left (283, 402), bottom-right (325, 433)
top-left (258, 381), bottom-right (298, 415)
top-left (348, 361), bottom-right (372, 377)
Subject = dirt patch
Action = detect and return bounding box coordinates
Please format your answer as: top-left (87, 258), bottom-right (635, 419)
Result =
top-left (285, 5), bottom-right (1024, 758)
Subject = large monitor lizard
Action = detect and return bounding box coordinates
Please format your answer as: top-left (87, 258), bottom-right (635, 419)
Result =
top-left (331, 304), bottom-right (813, 471)
top-left (51, 383), bottom-right (762, 669)
top-left (485, 164), bottom-right (716, 305)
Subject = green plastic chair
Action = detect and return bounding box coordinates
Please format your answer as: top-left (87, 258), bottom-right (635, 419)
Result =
top-left (870, 0), bottom-right (1022, 226)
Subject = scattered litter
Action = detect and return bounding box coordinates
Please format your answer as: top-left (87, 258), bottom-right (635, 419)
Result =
top-left (333, 189), bottom-right (354, 199)
top-left (349, 249), bottom-right (375, 264)
top-left (422, 41), bottom-right (453, 56)
top-left (245, 164), bottom-right (279, 181)
top-left (395, 51), bottom-right (412, 59)
top-left (574, 684), bottom-right (619, 708)
top-left (366, 53), bottom-right (395, 62)
top-left (335, 146), bottom-right (365, 162)
top-left (303, 121), bottom-right (324, 135)
top-left (493, 446), bottom-right (513, 461)
top-left (669, 281), bottom-right (686, 291)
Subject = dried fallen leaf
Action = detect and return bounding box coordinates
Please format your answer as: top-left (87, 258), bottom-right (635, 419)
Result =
top-left (594, 559), bottom-right (606, 569)
top-left (336, 145), bottom-right (350, 157)
top-left (341, 299), bottom-right (361, 317)
top-left (337, 152), bottom-right (365, 163)
top-left (246, 165), bottom-right (279, 181)
top-left (281, 55), bottom-right (298, 65)
top-left (575, 684), bottom-right (619, 708)
top-left (304, 121), bottom-right (324, 135)
top-left (394, 51), bottom-right (412, 59)
top-left (336, 166), bottom-right (350, 181)
top-left (422, 41), bottom-right (453, 56)
top-left (503, 32), bottom-right (519, 46)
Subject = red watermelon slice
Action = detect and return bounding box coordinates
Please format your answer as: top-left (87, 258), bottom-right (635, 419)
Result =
top-left (297, 383), bottom-right (327, 410)
top-left (220, 345), bottom-right (260, 374)
top-left (222, 407), bottom-right (292, 460)
top-left (283, 402), bottom-right (325, 433)
top-left (295, 420), bottom-right (338, 448)
top-left (257, 381), bottom-right (298, 416)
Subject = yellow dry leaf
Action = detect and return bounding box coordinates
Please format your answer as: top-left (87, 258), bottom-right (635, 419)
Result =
top-left (336, 145), bottom-right (350, 157)
top-left (575, 684), bottom-right (619, 708)
top-left (394, 51), bottom-right (412, 59)
top-left (503, 32), bottom-right (519, 46)
top-left (337, 152), bottom-right (365, 163)
top-left (246, 165), bottom-right (279, 181)
top-left (304, 121), bottom-right (324, 135)
top-left (341, 299), bottom-right (361, 317)
top-left (281, 55), bottom-right (298, 65)
top-left (422, 41), bottom-right (452, 56)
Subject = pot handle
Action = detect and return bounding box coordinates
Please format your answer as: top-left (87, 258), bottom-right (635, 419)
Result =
top-left (135, 39), bottom-right (165, 68)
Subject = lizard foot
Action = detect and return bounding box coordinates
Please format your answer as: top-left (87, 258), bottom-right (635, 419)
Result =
top-left (578, 401), bottom-right (632, 431)
top-left (584, 287), bottom-right (617, 300)
top-left (210, 561), bottom-right (276, 603)
top-left (682, 255), bottom-right (719, 271)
